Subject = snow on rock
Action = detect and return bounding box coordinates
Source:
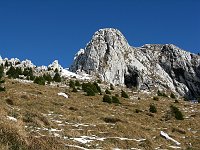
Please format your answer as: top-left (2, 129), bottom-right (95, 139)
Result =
top-left (7, 58), bottom-right (21, 66)
top-left (17, 59), bottom-right (35, 68)
top-left (61, 68), bottom-right (91, 80)
top-left (58, 92), bottom-right (68, 99)
top-left (61, 69), bottom-right (79, 77)
top-left (0, 56), bottom-right (3, 64)
top-left (48, 60), bottom-right (63, 72)
top-left (74, 48), bottom-right (85, 60)
top-left (160, 131), bottom-right (181, 146)
top-left (0, 57), bottom-right (36, 69)
top-left (7, 116), bottom-right (17, 122)
top-left (36, 65), bottom-right (48, 72)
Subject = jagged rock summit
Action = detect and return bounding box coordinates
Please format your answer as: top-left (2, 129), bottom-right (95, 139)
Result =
top-left (48, 60), bottom-right (63, 72)
top-left (71, 28), bottom-right (200, 98)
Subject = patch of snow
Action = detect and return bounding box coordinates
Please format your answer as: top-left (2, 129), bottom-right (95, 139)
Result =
top-left (71, 135), bottom-right (146, 145)
top-left (58, 92), bottom-right (68, 99)
top-left (49, 128), bottom-right (62, 132)
top-left (14, 79), bottom-right (33, 84)
top-left (109, 137), bottom-right (146, 142)
top-left (61, 68), bottom-right (91, 80)
top-left (7, 116), bottom-right (17, 122)
top-left (53, 133), bottom-right (61, 137)
top-left (155, 147), bottom-right (168, 150)
top-left (74, 49), bottom-right (85, 60)
top-left (0, 56), bottom-right (3, 64)
top-left (71, 129), bottom-right (83, 131)
top-left (52, 119), bottom-right (62, 123)
top-left (191, 131), bottom-right (197, 134)
top-left (141, 90), bottom-right (151, 94)
top-left (42, 127), bottom-right (49, 131)
top-left (168, 145), bottom-right (181, 149)
top-left (65, 144), bottom-right (101, 150)
top-left (48, 60), bottom-right (63, 72)
top-left (36, 65), bottom-right (48, 72)
top-left (73, 137), bottom-right (94, 144)
top-left (72, 123), bottom-right (90, 127)
top-left (72, 135), bottom-right (105, 144)
top-left (17, 59), bottom-right (36, 68)
top-left (160, 131), bottom-right (181, 145)
top-left (61, 69), bottom-right (79, 77)
top-left (58, 124), bottom-right (65, 126)
top-left (65, 121), bottom-right (74, 125)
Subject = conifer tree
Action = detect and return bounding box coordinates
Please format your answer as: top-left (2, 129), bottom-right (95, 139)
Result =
top-left (0, 65), bottom-right (5, 91)
top-left (105, 89), bottom-right (111, 95)
top-left (69, 80), bottom-right (75, 88)
top-left (85, 87), bottom-right (95, 96)
top-left (75, 80), bottom-right (81, 86)
top-left (54, 68), bottom-right (59, 73)
top-left (110, 83), bottom-right (114, 90)
top-left (53, 72), bottom-right (61, 82)
top-left (6, 66), bottom-right (19, 78)
top-left (23, 68), bottom-right (33, 76)
top-left (43, 73), bottom-right (52, 82)
top-left (103, 95), bottom-right (112, 103)
top-left (34, 76), bottom-right (45, 85)
top-left (93, 82), bottom-right (101, 94)
top-left (5, 60), bottom-right (9, 67)
top-left (121, 90), bottom-right (129, 98)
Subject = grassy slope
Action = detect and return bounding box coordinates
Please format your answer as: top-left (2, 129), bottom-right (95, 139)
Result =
top-left (0, 78), bottom-right (199, 150)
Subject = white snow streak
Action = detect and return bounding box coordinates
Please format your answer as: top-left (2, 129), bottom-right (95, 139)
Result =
top-left (7, 116), bottom-right (17, 122)
top-left (58, 92), bottom-right (68, 99)
top-left (160, 131), bottom-right (181, 145)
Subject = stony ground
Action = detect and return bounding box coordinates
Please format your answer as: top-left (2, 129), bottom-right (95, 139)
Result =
top-left (0, 78), bottom-right (199, 150)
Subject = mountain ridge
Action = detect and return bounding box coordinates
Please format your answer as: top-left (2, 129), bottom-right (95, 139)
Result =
top-left (1, 28), bottom-right (200, 99)
top-left (71, 28), bottom-right (200, 99)
top-left (0, 56), bottom-right (91, 81)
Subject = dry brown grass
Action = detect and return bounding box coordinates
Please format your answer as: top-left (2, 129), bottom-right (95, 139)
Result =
top-left (0, 78), bottom-right (199, 149)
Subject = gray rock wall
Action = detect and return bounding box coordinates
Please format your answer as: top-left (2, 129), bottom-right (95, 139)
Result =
top-left (70, 28), bottom-right (200, 99)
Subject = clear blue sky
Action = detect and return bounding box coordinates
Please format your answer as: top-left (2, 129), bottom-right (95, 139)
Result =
top-left (0, 0), bottom-right (199, 67)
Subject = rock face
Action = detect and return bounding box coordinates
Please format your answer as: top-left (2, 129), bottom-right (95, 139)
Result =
top-left (70, 28), bottom-right (200, 98)
top-left (48, 60), bottom-right (63, 72)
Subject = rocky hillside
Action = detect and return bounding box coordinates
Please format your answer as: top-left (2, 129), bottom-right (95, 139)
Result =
top-left (70, 28), bottom-right (200, 99)
top-left (0, 56), bottom-right (90, 81)
top-left (0, 77), bottom-right (199, 150)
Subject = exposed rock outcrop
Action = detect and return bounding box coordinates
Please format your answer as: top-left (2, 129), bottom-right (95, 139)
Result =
top-left (48, 60), bottom-right (63, 72)
top-left (70, 28), bottom-right (200, 98)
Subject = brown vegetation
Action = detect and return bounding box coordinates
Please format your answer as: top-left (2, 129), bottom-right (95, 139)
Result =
top-left (0, 78), bottom-right (199, 149)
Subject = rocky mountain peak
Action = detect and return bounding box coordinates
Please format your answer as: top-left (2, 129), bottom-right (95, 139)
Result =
top-left (48, 60), bottom-right (63, 72)
top-left (89, 28), bottom-right (130, 48)
top-left (70, 28), bottom-right (131, 84)
top-left (71, 28), bottom-right (200, 99)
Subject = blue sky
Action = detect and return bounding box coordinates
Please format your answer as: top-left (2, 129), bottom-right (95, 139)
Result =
top-left (0, 0), bottom-right (199, 67)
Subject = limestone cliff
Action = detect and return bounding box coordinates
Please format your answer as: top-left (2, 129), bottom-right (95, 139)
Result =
top-left (70, 28), bottom-right (200, 98)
